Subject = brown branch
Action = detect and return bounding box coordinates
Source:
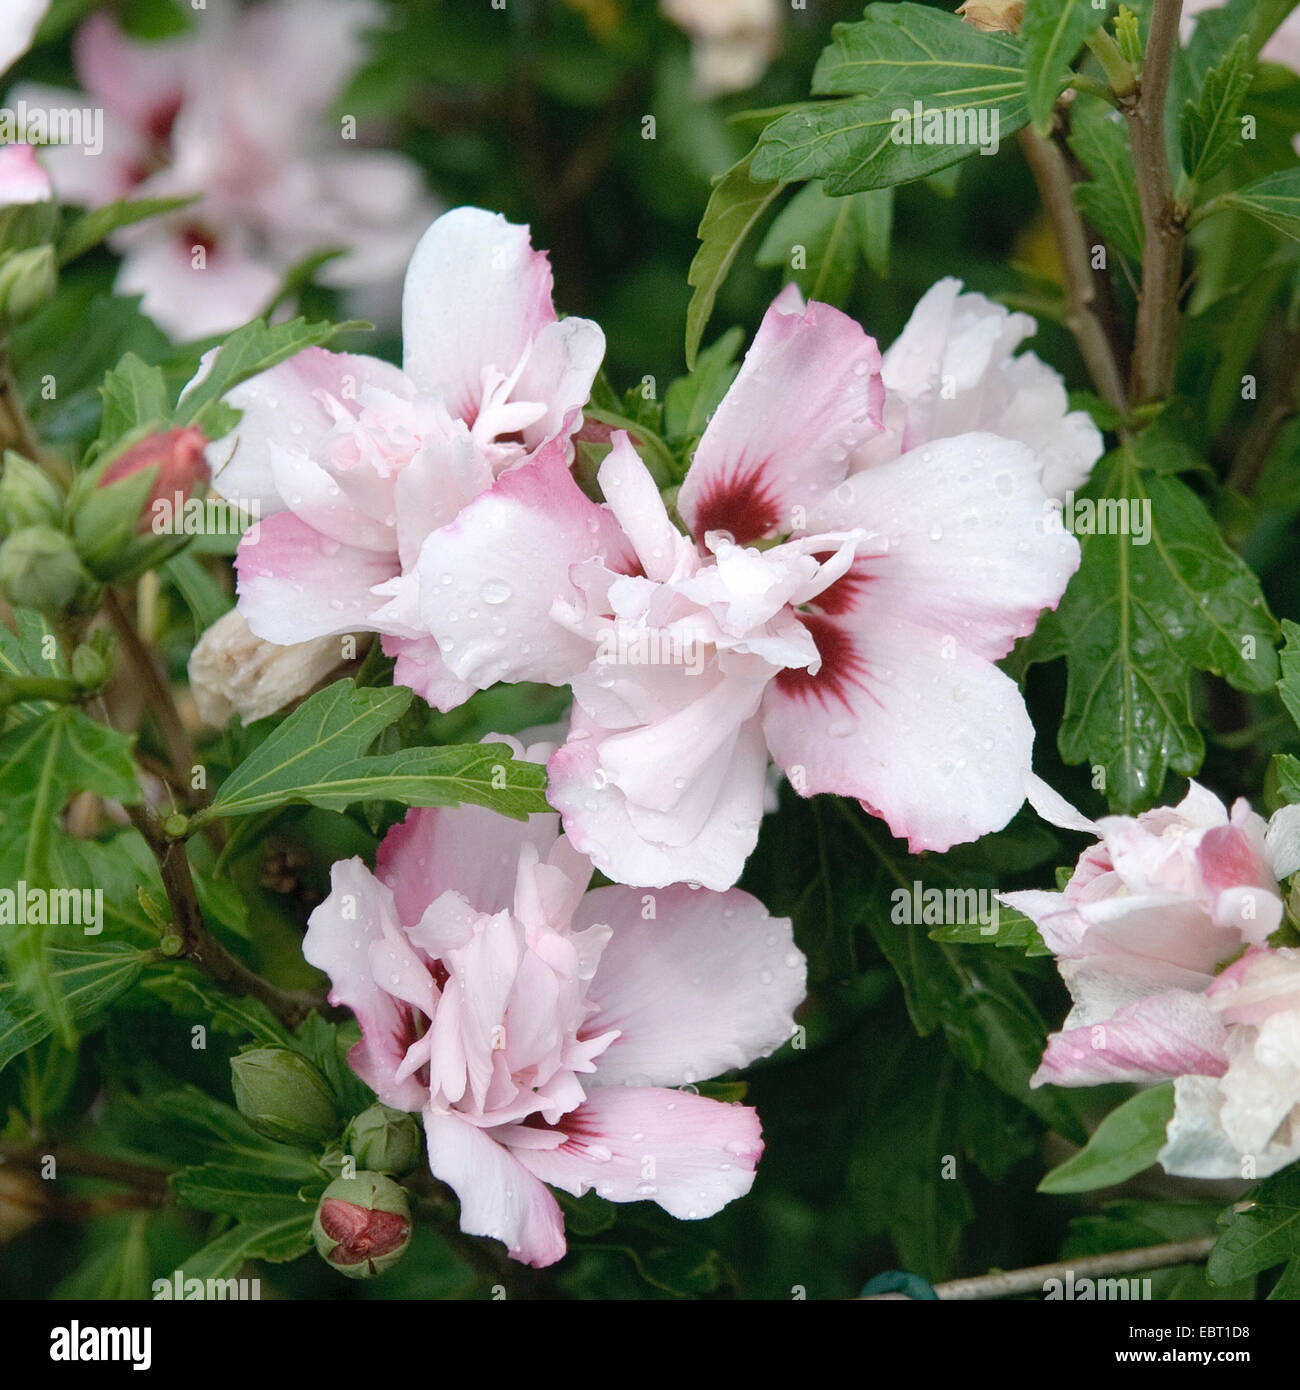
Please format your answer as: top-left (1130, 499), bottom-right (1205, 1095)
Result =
top-left (0, 355), bottom-right (42, 460)
top-left (0, 1141), bottom-right (171, 1200)
top-left (861, 1236), bottom-right (1216, 1300)
top-left (1225, 329), bottom-right (1300, 496)
top-left (1125, 0), bottom-right (1186, 406)
top-left (104, 587), bottom-right (207, 807)
top-left (1018, 127), bottom-right (1128, 414)
top-left (126, 799), bottom-right (331, 1029)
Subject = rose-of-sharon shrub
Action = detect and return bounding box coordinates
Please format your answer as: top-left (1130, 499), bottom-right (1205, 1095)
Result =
top-left (10, 1), bottom-right (436, 337)
top-left (415, 285), bottom-right (1080, 888)
top-left (0, 1), bottom-right (48, 73)
top-left (303, 738), bottom-right (806, 1268)
top-left (1006, 777), bottom-right (1300, 1176)
top-left (202, 206), bottom-right (606, 709)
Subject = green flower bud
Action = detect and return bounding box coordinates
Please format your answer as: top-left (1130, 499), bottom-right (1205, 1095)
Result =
top-left (230, 1047), bottom-right (339, 1146)
top-left (312, 1172), bottom-right (412, 1279)
top-left (0, 245), bottom-right (56, 323)
top-left (344, 1104), bottom-right (422, 1176)
top-left (0, 452), bottom-right (63, 530)
top-left (70, 641), bottom-right (111, 691)
top-left (0, 525), bottom-right (95, 614)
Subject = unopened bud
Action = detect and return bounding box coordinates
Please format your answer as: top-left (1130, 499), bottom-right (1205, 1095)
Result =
top-left (312, 1172), bottom-right (412, 1279)
top-left (0, 525), bottom-right (95, 614)
top-left (73, 426), bottom-right (210, 582)
top-left (98, 425), bottom-right (209, 528)
top-left (230, 1047), bottom-right (339, 1146)
top-left (0, 245), bottom-right (56, 322)
top-left (0, 451), bottom-right (63, 530)
top-left (345, 1104), bottom-right (422, 1176)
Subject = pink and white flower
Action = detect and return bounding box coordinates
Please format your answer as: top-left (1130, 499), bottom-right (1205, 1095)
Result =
top-left (1007, 778), bottom-right (1300, 1167)
top-left (0, 1), bottom-right (48, 74)
top-left (0, 143), bottom-right (51, 206)
top-left (415, 287), bottom-right (1080, 887)
top-left (1163, 945), bottom-right (1300, 1179)
top-left (302, 736), bottom-right (806, 1267)
top-left (855, 278), bottom-right (1104, 500)
top-left (12, 1), bottom-right (436, 337)
top-left (206, 206), bottom-right (606, 708)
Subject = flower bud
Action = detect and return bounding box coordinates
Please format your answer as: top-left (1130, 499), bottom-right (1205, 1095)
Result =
top-left (312, 1172), bottom-right (412, 1279)
top-left (70, 639), bottom-right (112, 691)
top-left (230, 1047), bottom-right (339, 1146)
top-left (344, 1104), bottom-right (422, 1176)
top-left (0, 525), bottom-right (96, 614)
top-left (0, 451), bottom-right (63, 530)
top-left (0, 245), bottom-right (56, 323)
top-left (72, 426), bottom-right (210, 582)
top-left (98, 426), bottom-right (209, 518)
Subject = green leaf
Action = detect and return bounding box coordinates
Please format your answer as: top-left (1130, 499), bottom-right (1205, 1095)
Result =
top-left (1185, 0), bottom-right (1299, 84)
top-left (176, 316), bottom-right (370, 434)
top-left (1278, 753), bottom-right (1300, 803)
top-left (684, 151), bottom-right (784, 369)
top-left (1208, 1165), bottom-right (1300, 1286)
top-left (854, 185), bottom-right (894, 277)
top-left (1280, 619), bottom-right (1300, 733)
top-left (228, 742), bottom-right (552, 821)
top-left (1069, 101), bottom-right (1144, 262)
top-left (1026, 445), bottom-right (1280, 811)
top-left (1182, 35), bottom-right (1254, 191)
top-left (929, 905), bottom-right (1052, 955)
top-left (182, 1211), bottom-right (314, 1278)
top-left (0, 708), bottom-right (140, 1042)
top-left (1224, 168), bottom-right (1300, 242)
top-left (151, 1084), bottom-right (324, 1179)
top-left (753, 4), bottom-right (1028, 194)
top-left (57, 196), bottom-right (196, 267)
top-left (755, 181), bottom-right (864, 306)
top-left (173, 1163), bottom-right (325, 1221)
top-left (0, 944), bottom-right (148, 1072)
top-left (97, 352), bottom-right (172, 447)
top-left (201, 680), bottom-right (410, 821)
top-left (811, 3), bottom-right (1024, 100)
top-left (663, 327), bottom-right (744, 446)
top-left (1039, 1084), bottom-right (1175, 1193)
top-left (0, 609), bottom-right (65, 727)
top-left (203, 691), bottom-right (550, 823)
top-left (1022, 0), bottom-right (1104, 136)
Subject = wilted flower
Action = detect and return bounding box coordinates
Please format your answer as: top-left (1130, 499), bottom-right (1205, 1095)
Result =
top-left (187, 609), bottom-right (359, 726)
